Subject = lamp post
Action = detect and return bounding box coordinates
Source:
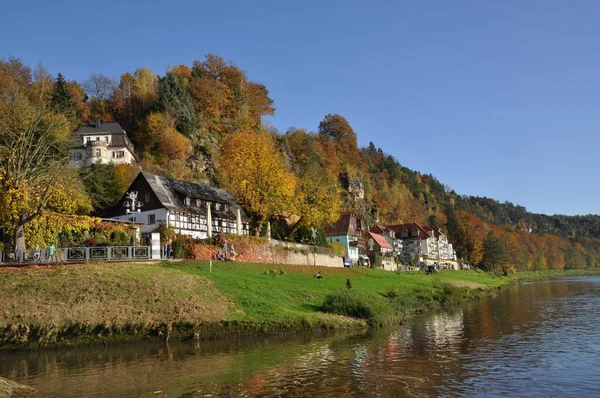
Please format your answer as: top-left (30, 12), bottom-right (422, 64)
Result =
top-left (124, 191), bottom-right (143, 246)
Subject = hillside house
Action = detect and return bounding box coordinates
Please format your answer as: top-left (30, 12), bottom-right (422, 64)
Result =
top-left (69, 120), bottom-right (136, 167)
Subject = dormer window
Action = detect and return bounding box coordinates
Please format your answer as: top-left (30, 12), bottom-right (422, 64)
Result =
top-left (215, 203), bottom-right (221, 211)
top-left (184, 197), bottom-right (191, 206)
top-left (196, 199), bottom-right (202, 207)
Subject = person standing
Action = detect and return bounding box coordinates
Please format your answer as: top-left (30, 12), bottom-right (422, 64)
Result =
top-left (33, 245), bottom-right (40, 262)
top-left (48, 244), bottom-right (56, 263)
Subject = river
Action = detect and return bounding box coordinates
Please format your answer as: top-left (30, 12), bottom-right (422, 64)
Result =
top-left (2, 276), bottom-right (599, 397)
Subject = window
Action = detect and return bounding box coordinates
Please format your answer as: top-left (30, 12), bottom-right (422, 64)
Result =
top-left (96, 137), bottom-right (100, 141)
top-left (113, 151), bottom-right (124, 159)
top-left (196, 199), bottom-right (202, 207)
top-left (95, 149), bottom-right (101, 157)
top-left (148, 214), bottom-right (156, 225)
top-left (215, 203), bottom-right (221, 210)
top-left (72, 152), bottom-right (82, 161)
top-left (411, 230), bottom-right (419, 237)
top-left (184, 197), bottom-right (191, 206)
top-left (145, 193), bottom-right (150, 202)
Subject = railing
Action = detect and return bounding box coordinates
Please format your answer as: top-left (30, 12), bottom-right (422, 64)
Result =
top-left (0, 246), bottom-right (150, 264)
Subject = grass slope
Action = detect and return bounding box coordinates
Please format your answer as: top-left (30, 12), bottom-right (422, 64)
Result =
top-left (2, 260), bottom-right (588, 349)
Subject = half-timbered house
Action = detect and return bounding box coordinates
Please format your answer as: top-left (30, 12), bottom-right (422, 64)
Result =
top-left (111, 172), bottom-right (250, 238)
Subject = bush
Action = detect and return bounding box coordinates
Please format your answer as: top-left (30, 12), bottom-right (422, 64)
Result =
top-left (172, 239), bottom-right (185, 259)
top-left (321, 290), bottom-right (397, 326)
top-left (263, 269), bottom-right (286, 276)
top-left (329, 242), bottom-right (346, 256)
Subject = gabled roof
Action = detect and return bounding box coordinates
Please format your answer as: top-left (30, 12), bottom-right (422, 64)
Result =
top-left (141, 172), bottom-right (248, 220)
top-left (324, 212), bottom-right (362, 237)
top-left (387, 223), bottom-right (432, 239)
top-left (368, 232), bottom-right (392, 249)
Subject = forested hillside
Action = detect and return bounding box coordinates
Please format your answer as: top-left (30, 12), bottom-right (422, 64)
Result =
top-left (1, 55), bottom-right (599, 271)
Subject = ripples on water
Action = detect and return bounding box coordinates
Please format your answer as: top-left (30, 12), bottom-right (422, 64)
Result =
top-left (1, 277), bottom-right (599, 397)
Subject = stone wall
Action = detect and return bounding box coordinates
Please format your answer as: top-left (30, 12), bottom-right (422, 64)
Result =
top-left (185, 241), bottom-right (344, 268)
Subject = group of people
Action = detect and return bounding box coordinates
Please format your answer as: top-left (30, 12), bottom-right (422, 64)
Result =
top-left (214, 240), bottom-right (237, 261)
top-left (15, 243), bottom-right (58, 264)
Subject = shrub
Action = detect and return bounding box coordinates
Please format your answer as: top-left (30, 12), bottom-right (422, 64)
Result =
top-left (321, 290), bottom-right (397, 326)
top-left (329, 242), bottom-right (346, 256)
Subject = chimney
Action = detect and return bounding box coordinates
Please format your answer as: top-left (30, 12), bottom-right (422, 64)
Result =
top-left (96, 119), bottom-right (101, 128)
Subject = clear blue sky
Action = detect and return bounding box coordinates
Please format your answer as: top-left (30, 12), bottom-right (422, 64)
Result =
top-left (2, 0), bottom-right (598, 216)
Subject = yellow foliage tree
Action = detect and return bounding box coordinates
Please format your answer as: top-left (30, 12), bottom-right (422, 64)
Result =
top-left (219, 131), bottom-right (296, 235)
top-left (286, 164), bottom-right (342, 239)
top-left (0, 93), bottom-right (93, 251)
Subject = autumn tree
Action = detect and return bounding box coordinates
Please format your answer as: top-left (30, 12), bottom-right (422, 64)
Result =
top-left (0, 93), bottom-right (91, 251)
top-left (286, 164), bottom-right (342, 239)
top-left (219, 131), bottom-right (296, 235)
top-left (318, 113), bottom-right (360, 166)
top-left (83, 73), bottom-right (116, 121)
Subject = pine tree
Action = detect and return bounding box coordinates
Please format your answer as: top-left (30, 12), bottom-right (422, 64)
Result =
top-left (50, 73), bottom-right (76, 125)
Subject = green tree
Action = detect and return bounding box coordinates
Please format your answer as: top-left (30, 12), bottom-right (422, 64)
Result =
top-left (158, 73), bottom-right (197, 136)
top-left (50, 73), bottom-right (77, 127)
top-left (80, 163), bottom-right (124, 217)
top-left (480, 231), bottom-right (510, 274)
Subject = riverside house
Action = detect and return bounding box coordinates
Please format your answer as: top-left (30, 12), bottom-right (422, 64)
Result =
top-left (324, 212), bottom-right (366, 263)
top-left (111, 172), bottom-right (250, 238)
top-left (391, 223), bottom-right (457, 268)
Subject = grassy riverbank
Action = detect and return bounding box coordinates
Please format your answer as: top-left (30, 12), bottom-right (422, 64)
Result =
top-left (1, 260), bottom-right (596, 349)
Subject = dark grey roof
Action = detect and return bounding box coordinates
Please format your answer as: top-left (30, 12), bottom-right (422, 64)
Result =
top-left (142, 172), bottom-right (249, 220)
top-left (72, 122), bottom-right (136, 155)
top-left (76, 122), bottom-right (126, 135)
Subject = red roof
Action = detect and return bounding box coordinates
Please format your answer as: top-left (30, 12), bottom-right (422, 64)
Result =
top-left (368, 232), bottom-right (392, 249)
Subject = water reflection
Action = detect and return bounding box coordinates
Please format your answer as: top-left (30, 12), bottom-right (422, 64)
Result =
top-left (2, 277), bottom-right (599, 397)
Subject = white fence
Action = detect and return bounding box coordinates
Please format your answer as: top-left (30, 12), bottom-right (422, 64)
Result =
top-left (0, 246), bottom-right (151, 264)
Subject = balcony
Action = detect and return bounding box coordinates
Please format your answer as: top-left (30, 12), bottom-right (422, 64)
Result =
top-left (86, 140), bottom-right (108, 148)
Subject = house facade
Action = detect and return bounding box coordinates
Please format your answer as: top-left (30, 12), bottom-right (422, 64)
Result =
top-left (366, 231), bottom-right (395, 270)
top-left (69, 120), bottom-right (136, 167)
top-left (390, 223), bottom-right (457, 268)
top-left (111, 172), bottom-right (250, 238)
top-left (324, 212), bottom-right (366, 262)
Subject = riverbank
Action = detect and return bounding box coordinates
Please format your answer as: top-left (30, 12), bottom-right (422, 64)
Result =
top-left (0, 376), bottom-right (36, 397)
top-left (1, 260), bottom-right (597, 349)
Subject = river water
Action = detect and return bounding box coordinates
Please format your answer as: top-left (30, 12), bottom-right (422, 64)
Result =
top-left (2, 276), bottom-right (599, 397)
